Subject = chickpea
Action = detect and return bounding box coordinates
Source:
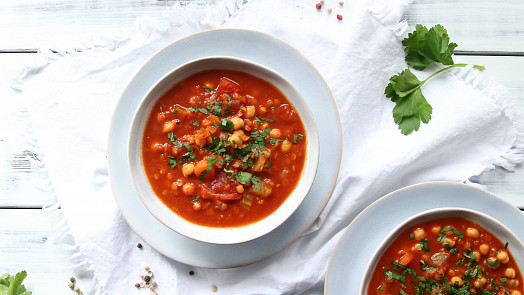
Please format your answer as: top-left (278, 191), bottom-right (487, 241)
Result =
top-left (228, 133), bottom-right (242, 147)
top-left (182, 163), bottom-right (195, 178)
top-left (230, 117), bottom-right (244, 130)
top-left (474, 277), bottom-right (487, 288)
top-left (431, 226), bottom-right (441, 235)
top-left (466, 227), bottom-right (480, 238)
top-left (509, 279), bottom-right (520, 288)
top-left (413, 228), bottom-right (426, 241)
top-left (244, 106), bottom-right (256, 118)
top-left (450, 276), bottom-right (463, 287)
top-left (479, 244), bottom-right (490, 255)
top-left (171, 182), bottom-right (178, 191)
top-left (162, 120), bottom-right (175, 133)
top-left (281, 139), bottom-right (292, 152)
top-left (487, 257), bottom-right (500, 269)
top-left (192, 202), bottom-right (201, 211)
top-left (497, 250), bottom-right (510, 264)
top-left (195, 138), bottom-right (206, 148)
top-left (236, 185), bottom-right (244, 193)
top-left (472, 250), bottom-right (481, 261)
top-left (505, 268), bottom-right (516, 278)
top-left (442, 237), bottom-right (455, 247)
top-left (269, 129), bottom-right (282, 138)
top-left (511, 291), bottom-right (522, 295)
top-left (182, 183), bottom-right (195, 196)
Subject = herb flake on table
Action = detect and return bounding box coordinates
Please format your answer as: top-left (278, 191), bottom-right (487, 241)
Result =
top-left (385, 24), bottom-right (485, 135)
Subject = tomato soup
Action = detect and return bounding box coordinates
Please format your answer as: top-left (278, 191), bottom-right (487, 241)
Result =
top-left (368, 218), bottom-right (523, 295)
top-left (141, 69), bottom-right (307, 227)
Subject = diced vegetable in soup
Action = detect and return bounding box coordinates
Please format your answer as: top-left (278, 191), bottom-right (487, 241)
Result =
top-left (368, 218), bottom-right (523, 295)
top-left (141, 69), bottom-right (307, 227)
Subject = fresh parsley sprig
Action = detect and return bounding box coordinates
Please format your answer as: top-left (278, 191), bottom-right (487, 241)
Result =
top-left (385, 24), bottom-right (485, 135)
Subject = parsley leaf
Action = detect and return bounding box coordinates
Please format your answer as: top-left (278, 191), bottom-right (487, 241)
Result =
top-left (386, 24), bottom-right (485, 135)
top-left (0, 271), bottom-right (31, 295)
top-left (385, 69), bottom-right (432, 135)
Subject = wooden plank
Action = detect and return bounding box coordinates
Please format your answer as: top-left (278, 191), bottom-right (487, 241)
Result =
top-left (403, 0), bottom-right (524, 53)
top-left (0, 209), bottom-right (91, 294)
top-left (0, 0), bottom-right (523, 53)
top-left (0, 0), bottom-right (200, 51)
top-left (0, 54), bottom-right (57, 208)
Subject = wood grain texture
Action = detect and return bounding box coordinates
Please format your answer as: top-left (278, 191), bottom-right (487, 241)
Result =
top-left (0, 209), bottom-right (91, 293)
top-left (403, 0), bottom-right (524, 54)
top-left (0, 0), bottom-right (205, 51)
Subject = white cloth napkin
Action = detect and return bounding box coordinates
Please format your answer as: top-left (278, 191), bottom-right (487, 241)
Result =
top-left (11, 0), bottom-right (523, 294)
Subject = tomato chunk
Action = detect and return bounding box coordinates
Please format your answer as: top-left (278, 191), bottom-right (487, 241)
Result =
top-left (217, 77), bottom-right (241, 96)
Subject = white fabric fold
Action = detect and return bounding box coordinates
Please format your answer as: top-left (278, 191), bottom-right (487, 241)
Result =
top-left (11, 0), bottom-right (523, 294)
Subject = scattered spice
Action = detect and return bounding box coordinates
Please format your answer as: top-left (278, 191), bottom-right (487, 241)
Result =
top-left (67, 276), bottom-right (84, 294)
top-left (337, 14), bottom-right (343, 20)
top-left (135, 266), bottom-right (159, 294)
top-left (137, 243), bottom-right (143, 249)
top-left (339, 1), bottom-right (344, 5)
top-left (327, 7), bottom-right (333, 13)
top-left (189, 271), bottom-right (195, 276)
top-left (211, 285), bottom-right (218, 292)
top-left (315, 2), bottom-right (322, 9)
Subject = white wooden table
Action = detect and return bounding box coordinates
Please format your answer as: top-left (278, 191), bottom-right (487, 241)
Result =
top-left (1, 0), bottom-right (523, 293)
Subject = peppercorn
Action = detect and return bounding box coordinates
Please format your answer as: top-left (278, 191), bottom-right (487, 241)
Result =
top-left (189, 270), bottom-right (195, 276)
top-left (316, 3), bottom-right (322, 9)
top-left (144, 275), bottom-right (151, 283)
top-left (70, 277), bottom-right (76, 283)
top-left (337, 14), bottom-right (343, 20)
top-left (135, 282), bottom-right (140, 288)
top-left (137, 243), bottom-right (143, 249)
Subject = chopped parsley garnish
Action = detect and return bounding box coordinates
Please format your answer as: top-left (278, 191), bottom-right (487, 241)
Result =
top-left (203, 85), bottom-right (216, 93)
top-left (191, 196), bottom-right (200, 204)
top-left (167, 131), bottom-right (182, 148)
top-left (167, 156), bottom-right (178, 168)
top-left (190, 121), bottom-right (201, 126)
top-left (293, 133), bottom-right (304, 143)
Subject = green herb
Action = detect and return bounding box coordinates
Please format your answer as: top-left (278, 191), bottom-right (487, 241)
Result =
top-left (257, 116), bottom-right (275, 124)
top-left (0, 271), bottom-right (32, 295)
top-left (417, 239), bottom-right (430, 252)
top-left (440, 226), bottom-right (464, 239)
top-left (203, 85), bottom-right (216, 93)
top-left (191, 196), bottom-right (200, 204)
top-left (188, 106), bottom-right (210, 115)
top-left (190, 121), bottom-right (201, 126)
top-left (199, 156), bottom-right (218, 181)
top-left (269, 138), bottom-right (283, 145)
top-left (496, 242), bottom-right (509, 254)
top-left (167, 131), bottom-right (182, 149)
top-left (167, 155), bottom-right (178, 168)
top-left (218, 118), bottom-right (234, 132)
top-left (293, 133), bottom-right (304, 144)
top-left (173, 108), bottom-right (177, 116)
top-left (385, 24), bottom-right (485, 135)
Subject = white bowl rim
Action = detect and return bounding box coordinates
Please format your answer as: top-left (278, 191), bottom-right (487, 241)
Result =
top-left (359, 206), bottom-right (524, 294)
top-left (128, 55), bottom-right (320, 244)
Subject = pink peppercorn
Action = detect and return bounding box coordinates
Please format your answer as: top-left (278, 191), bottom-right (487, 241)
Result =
top-left (337, 14), bottom-right (343, 20)
top-left (316, 3), bottom-right (322, 9)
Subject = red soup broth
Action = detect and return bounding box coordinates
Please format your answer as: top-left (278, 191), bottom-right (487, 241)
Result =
top-left (368, 217), bottom-right (523, 295)
top-left (141, 69), bottom-right (307, 227)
